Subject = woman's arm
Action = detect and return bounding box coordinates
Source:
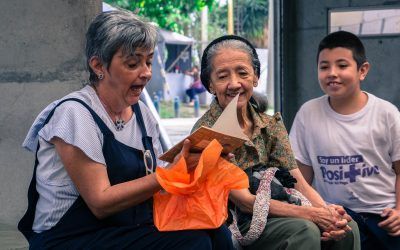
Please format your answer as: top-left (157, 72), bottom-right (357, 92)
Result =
top-left (230, 188), bottom-right (338, 231)
top-left (52, 137), bottom-right (195, 219)
top-left (290, 167), bottom-right (326, 208)
top-left (53, 136), bottom-right (160, 219)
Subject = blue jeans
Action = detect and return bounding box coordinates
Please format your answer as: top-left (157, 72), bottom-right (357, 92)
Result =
top-left (345, 207), bottom-right (400, 250)
top-left (186, 87), bottom-right (206, 102)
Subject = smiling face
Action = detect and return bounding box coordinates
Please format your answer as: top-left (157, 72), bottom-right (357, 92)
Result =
top-left (209, 48), bottom-right (258, 110)
top-left (318, 47), bottom-right (369, 102)
top-left (103, 47), bottom-right (153, 106)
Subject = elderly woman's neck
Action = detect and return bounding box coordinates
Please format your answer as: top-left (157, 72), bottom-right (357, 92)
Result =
top-left (237, 106), bottom-right (254, 138)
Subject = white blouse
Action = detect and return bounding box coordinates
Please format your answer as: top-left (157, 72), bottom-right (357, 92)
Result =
top-left (22, 85), bottom-right (163, 232)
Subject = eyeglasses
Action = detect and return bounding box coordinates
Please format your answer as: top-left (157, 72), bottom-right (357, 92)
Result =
top-left (143, 150), bottom-right (154, 175)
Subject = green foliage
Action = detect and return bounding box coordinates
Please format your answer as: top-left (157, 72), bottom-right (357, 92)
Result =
top-left (234, 0), bottom-right (269, 44)
top-left (105, 0), bottom-right (269, 48)
top-left (105, 0), bottom-right (215, 34)
top-left (206, 0), bottom-right (269, 46)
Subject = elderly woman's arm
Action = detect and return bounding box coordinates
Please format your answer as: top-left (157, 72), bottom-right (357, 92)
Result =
top-left (52, 137), bottom-right (194, 219)
top-left (229, 189), bottom-right (349, 241)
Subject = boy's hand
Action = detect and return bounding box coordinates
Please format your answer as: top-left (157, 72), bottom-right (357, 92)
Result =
top-left (378, 208), bottom-right (400, 236)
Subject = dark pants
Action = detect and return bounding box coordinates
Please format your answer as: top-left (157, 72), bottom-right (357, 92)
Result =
top-left (240, 217), bottom-right (359, 250)
top-left (30, 224), bottom-right (233, 250)
top-left (186, 87), bottom-right (205, 102)
top-left (345, 207), bottom-right (400, 250)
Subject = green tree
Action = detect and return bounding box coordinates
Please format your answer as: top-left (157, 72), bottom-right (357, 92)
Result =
top-left (207, 0), bottom-right (269, 47)
top-left (234, 0), bottom-right (269, 47)
top-left (105, 0), bottom-right (215, 34)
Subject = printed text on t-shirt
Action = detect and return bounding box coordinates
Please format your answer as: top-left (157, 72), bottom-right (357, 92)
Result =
top-left (317, 155), bottom-right (380, 185)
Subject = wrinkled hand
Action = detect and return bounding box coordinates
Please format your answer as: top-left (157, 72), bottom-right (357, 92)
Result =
top-left (312, 206), bottom-right (350, 241)
top-left (378, 208), bottom-right (400, 236)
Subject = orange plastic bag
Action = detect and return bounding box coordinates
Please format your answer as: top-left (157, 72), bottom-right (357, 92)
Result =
top-left (154, 139), bottom-right (249, 231)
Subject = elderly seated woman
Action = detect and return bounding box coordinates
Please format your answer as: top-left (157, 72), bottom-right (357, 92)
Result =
top-left (192, 35), bottom-right (361, 250)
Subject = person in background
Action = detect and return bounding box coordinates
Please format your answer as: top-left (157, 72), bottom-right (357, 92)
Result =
top-left (185, 65), bottom-right (206, 105)
top-left (289, 31), bottom-right (400, 250)
top-left (18, 10), bottom-right (233, 250)
top-left (192, 34), bottom-right (360, 250)
top-left (185, 70), bottom-right (206, 105)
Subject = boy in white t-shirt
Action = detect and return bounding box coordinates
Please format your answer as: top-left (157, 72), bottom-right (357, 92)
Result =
top-left (289, 31), bottom-right (400, 250)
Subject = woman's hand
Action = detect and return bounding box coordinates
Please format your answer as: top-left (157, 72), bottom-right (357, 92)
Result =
top-left (378, 208), bottom-right (400, 236)
top-left (52, 137), bottom-right (161, 219)
top-left (315, 206), bottom-right (351, 241)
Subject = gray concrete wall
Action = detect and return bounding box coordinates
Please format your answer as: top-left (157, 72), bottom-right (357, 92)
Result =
top-left (0, 0), bottom-right (101, 228)
top-left (275, 0), bottom-right (400, 128)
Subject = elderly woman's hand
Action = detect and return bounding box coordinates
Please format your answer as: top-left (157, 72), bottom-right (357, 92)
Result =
top-left (308, 206), bottom-right (349, 240)
top-left (316, 205), bottom-right (351, 241)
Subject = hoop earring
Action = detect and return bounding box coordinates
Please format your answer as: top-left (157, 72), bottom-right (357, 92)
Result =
top-left (253, 82), bottom-right (258, 87)
top-left (98, 73), bottom-right (104, 80)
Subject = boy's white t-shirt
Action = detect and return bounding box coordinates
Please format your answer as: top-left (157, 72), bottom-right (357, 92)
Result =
top-left (289, 92), bottom-right (400, 214)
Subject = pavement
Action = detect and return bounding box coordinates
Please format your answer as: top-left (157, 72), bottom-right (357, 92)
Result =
top-left (160, 117), bottom-right (199, 145)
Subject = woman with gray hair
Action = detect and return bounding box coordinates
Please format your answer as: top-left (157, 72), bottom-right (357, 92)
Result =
top-left (193, 35), bottom-right (360, 249)
top-left (18, 10), bottom-right (233, 249)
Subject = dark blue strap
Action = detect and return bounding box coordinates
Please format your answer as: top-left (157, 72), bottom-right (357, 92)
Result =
top-left (133, 103), bottom-right (157, 167)
top-left (18, 97), bottom-right (113, 240)
top-left (44, 98), bottom-right (114, 137)
top-left (17, 143), bottom-right (40, 240)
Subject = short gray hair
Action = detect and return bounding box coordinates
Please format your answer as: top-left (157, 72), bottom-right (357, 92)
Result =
top-left (85, 10), bottom-right (158, 83)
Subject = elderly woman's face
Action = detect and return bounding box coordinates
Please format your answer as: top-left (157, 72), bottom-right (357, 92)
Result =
top-left (209, 48), bottom-right (258, 110)
top-left (105, 47), bottom-right (153, 105)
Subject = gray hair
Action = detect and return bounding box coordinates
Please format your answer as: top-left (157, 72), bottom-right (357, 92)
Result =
top-left (85, 10), bottom-right (158, 83)
top-left (204, 39), bottom-right (259, 88)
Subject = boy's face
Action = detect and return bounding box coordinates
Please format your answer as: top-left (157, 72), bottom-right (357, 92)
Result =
top-left (317, 47), bottom-right (369, 101)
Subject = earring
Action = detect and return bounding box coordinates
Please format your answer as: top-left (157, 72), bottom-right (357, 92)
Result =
top-left (210, 89), bottom-right (215, 95)
top-left (253, 82), bottom-right (258, 87)
top-left (98, 73), bottom-right (104, 80)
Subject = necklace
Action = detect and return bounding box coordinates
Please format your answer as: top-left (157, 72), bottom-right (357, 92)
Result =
top-left (92, 85), bottom-right (126, 131)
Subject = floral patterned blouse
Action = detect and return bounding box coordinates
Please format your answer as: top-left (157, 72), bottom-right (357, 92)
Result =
top-left (192, 99), bottom-right (298, 171)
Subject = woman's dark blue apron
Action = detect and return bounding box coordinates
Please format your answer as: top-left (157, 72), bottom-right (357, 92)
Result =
top-left (18, 98), bottom-right (233, 249)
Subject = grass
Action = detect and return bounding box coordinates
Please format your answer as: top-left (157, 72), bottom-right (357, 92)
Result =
top-left (158, 100), bottom-right (208, 118)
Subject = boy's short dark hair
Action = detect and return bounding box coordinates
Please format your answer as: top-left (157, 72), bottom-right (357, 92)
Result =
top-left (317, 31), bottom-right (367, 69)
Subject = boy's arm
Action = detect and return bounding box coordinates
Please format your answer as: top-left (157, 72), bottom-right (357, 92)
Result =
top-left (297, 160), bottom-right (314, 184)
top-left (290, 167), bottom-right (326, 207)
top-left (378, 160), bottom-right (400, 236)
top-left (394, 161), bottom-right (400, 210)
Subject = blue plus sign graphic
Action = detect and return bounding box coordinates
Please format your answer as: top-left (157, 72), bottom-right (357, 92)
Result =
top-left (344, 164), bottom-right (361, 183)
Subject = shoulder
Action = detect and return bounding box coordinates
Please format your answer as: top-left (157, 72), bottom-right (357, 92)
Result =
top-left (260, 112), bottom-right (290, 136)
top-left (299, 96), bottom-right (326, 112)
top-left (136, 101), bottom-right (158, 125)
top-left (369, 93), bottom-right (399, 113)
top-left (368, 93), bottom-right (400, 124)
top-left (257, 111), bottom-right (283, 128)
top-left (51, 85), bottom-right (97, 114)
top-left (294, 96), bottom-right (327, 121)
top-left (192, 109), bottom-right (214, 132)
